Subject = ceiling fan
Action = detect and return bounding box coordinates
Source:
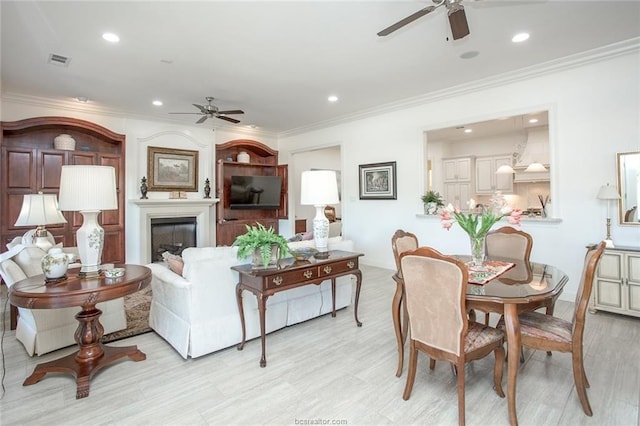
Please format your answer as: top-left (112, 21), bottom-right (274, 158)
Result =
top-left (378, 0), bottom-right (471, 40)
top-left (169, 97), bottom-right (244, 124)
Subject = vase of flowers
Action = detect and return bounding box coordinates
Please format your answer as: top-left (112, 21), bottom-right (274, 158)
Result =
top-left (440, 192), bottom-right (523, 266)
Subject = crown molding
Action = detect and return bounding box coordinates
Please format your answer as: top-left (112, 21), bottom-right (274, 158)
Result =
top-left (279, 37), bottom-right (640, 138)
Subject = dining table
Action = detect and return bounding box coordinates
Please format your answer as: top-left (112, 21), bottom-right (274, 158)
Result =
top-left (392, 256), bottom-right (568, 426)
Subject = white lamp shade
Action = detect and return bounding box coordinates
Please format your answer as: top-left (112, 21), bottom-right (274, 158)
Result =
top-left (14, 193), bottom-right (67, 226)
top-left (524, 162), bottom-right (547, 172)
top-left (300, 170), bottom-right (339, 205)
top-left (58, 165), bottom-right (118, 211)
top-left (495, 164), bottom-right (516, 174)
top-left (597, 183), bottom-right (621, 200)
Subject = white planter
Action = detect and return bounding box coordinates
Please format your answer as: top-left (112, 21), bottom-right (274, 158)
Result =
top-left (54, 134), bottom-right (76, 151)
top-left (41, 248), bottom-right (69, 280)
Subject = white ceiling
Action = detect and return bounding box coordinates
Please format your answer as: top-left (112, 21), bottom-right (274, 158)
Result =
top-left (1, 1), bottom-right (639, 135)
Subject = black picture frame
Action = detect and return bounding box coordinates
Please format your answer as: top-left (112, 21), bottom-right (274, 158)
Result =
top-left (359, 161), bottom-right (397, 200)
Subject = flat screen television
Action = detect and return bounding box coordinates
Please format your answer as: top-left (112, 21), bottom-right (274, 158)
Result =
top-left (230, 175), bottom-right (282, 209)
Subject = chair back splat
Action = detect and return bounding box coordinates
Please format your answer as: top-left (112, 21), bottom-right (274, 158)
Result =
top-left (400, 246), bottom-right (505, 426)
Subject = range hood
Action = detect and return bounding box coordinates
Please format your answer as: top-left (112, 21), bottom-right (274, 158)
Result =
top-left (513, 127), bottom-right (550, 182)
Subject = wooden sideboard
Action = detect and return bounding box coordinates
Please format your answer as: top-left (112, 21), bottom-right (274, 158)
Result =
top-left (590, 245), bottom-right (640, 318)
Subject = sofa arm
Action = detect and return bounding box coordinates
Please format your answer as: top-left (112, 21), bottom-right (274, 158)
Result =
top-left (147, 263), bottom-right (192, 322)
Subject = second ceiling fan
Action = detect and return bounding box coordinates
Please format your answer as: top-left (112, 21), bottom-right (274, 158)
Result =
top-left (378, 0), bottom-right (471, 40)
top-left (170, 97), bottom-right (244, 124)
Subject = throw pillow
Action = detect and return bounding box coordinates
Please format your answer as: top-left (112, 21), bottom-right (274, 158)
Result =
top-left (161, 251), bottom-right (184, 276)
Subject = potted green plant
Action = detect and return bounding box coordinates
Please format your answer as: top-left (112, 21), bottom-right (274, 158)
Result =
top-left (233, 223), bottom-right (290, 268)
top-left (421, 190), bottom-right (445, 215)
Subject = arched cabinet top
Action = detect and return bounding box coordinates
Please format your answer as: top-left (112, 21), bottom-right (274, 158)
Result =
top-left (217, 139), bottom-right (278, 159)
top-left (1, 116), bottom-right (125, 144)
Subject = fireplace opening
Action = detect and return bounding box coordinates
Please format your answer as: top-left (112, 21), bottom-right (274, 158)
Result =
top-left (150, 217), bottom-right (197, 262)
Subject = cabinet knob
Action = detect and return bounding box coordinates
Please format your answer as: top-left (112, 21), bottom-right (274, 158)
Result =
top-left (272, 276), bottom-right (284, 286)
top-left (303, 270), bottom-right (313, 279)
top-left (323, 266), bottom-right (332, 274)
top-left (347, 261), bottom-right (355, 269)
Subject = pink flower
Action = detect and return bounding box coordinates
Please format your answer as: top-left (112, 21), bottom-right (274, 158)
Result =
top-left (442, 220), bottom-right (453, 230)
top-left (440, 211), bottom-right (452, 221)
top-left (508, 209), bottom-right (523, 225)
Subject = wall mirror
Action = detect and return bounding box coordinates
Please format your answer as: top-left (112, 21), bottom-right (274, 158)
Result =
top-left (617, 151), bottom-right (639, 224)
top-left (425, 111), bottom-right (552, 216)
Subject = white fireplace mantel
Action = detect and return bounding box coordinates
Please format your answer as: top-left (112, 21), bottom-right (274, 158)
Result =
top-left (129, 198), bottom-right (219, 264)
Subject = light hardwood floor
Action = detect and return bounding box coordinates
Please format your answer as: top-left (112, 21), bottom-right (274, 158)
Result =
top-left (1, 264), bottom-right (638, 425)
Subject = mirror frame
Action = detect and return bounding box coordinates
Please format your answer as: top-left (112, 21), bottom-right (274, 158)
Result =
top-left (617, 151), bottom-right (640, 225)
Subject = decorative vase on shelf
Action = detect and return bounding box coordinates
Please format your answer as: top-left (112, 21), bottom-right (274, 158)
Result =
top-left (41, 248), bottom-right (69, 282)
top-left (469, 235), bottom-right (486, 267)
top-left (237, 151), bottom-right (250, 163)
top-left (204, 178), bottom-right (211, 198)
top-left (53, 134), bottom-right (76, 151)
top-left (140, 176), bottom-right (148, 199)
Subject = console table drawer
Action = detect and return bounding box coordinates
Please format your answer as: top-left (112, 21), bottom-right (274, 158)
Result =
top-left (265, 268), bottom-right (317, 289)
top-left (318, 258), bottom-right (359, 277)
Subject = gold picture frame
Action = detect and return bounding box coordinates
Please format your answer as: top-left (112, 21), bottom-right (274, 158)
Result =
top-left (147, 146), bottom-right (199, 192)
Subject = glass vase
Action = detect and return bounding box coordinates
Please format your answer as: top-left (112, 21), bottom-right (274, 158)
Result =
top-left (469, 235), bottom-right (486, 267)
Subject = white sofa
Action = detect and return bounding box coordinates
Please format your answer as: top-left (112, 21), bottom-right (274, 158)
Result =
top-left (0, 237), bottom-right (127, 356)
top-left (147, 236), bottom-right (357, 359)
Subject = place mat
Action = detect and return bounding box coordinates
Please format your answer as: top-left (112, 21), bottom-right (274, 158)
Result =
top-left (467, 260), bottom-right (516, 285)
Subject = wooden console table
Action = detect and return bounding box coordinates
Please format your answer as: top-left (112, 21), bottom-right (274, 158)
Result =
top-left (9, 265), bottom-right (151, 399)
top-left (232, 250), bottom-right (363, 367)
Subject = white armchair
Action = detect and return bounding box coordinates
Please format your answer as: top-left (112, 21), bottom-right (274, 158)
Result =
top-left (0, 237), bottom-right (126, 356)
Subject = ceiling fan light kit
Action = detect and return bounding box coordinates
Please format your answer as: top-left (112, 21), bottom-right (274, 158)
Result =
top-left (169, 96), bottom-right (244, 125)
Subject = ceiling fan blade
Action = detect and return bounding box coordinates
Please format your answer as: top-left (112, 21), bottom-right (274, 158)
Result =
top-left (377, 5), bottom-right (437, 36)
top-left (448, 7), bottom-right (470, 40)
top-left (169, 112), bottom-right (202, 115)
top-left (192, 103), bottom-right (207, 113)
top-left (216, 115), bottom-right (240, 124)
top-left (196, 115), bottom-right (209, 124)
top-left (216, 110), bottom-right (244, 115)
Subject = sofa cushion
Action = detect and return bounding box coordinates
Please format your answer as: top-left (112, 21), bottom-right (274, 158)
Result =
top-left (162, 251), bottom-right (184, 276)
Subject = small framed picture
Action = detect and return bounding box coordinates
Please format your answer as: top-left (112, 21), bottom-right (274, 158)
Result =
top-left (147, 146), bottom-right (199, 192)
top-left (359, 161), bottom-right (397, 200)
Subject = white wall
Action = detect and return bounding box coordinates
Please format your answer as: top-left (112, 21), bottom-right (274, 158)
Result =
top-left (278, 49), bottom-right (640, 301)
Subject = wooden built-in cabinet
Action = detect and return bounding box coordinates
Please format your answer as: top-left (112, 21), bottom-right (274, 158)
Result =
top-left (1, 117), bottom-right (126, 264)
top-left (590, 246), bottom-right (640, 318)
top-left (215, 139), bottom-right (288, 246)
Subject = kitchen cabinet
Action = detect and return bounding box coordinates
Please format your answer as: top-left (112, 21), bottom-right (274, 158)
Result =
top-left (475, 154), bottom-right (513, 194)
top-left (443, 157), bottom-right (472, 182)
top-left (590, 246), bottom-right (640, 318)
top-left (444, 182), bottom-right (471, 210)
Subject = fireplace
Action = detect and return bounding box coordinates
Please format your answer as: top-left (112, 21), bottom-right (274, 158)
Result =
top-left (150, 217), bottom-right (197, 262)
top-left (130, 199), bottom-right (217, 264)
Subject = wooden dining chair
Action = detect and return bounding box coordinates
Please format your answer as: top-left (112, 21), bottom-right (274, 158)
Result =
top-left (400, 247), bottom-right (505, 426)
top-left (499, 241), bottom-right (606, 417)
top-left (483, 227), bottom-right (534, 325)
top-left (391, 229), bottom-right (419, 377)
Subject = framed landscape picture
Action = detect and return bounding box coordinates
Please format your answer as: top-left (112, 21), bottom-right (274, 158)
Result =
top-left (147, 146), bottom-right (199, 191)
top-left (359, 161), bottom-right (397, 200)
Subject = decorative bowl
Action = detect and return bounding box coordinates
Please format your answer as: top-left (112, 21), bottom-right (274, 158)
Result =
top-left (289, 247), bottom-right (318, 261)
top-left (104, 268), bottom-right (125, 278)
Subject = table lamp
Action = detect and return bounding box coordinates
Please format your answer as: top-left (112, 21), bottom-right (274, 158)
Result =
top-left (14, 192), bottom-right (67, 252)
top-left (300, 170), bottom-right (339, 258)
top-left (596, 182), bottom-right (621, 248)
top-left (58, 165), bottom-right (118, 277)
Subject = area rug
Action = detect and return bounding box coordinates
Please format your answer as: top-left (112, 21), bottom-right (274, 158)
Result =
top-left (102, 286), bottom-right (152, 343)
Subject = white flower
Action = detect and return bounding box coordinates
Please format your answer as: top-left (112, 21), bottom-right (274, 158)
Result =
top-left (500, 205), bottom-right (513, 215)
top-left (445, 203), bottom-right (455, 213)
top-left (467, 198), bottom-right (476, 210)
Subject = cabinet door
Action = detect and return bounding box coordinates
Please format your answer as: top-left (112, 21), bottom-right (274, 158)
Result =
top-left (494, 155), bottom-right (513, 192)
top-left (594, 252), bottom-right (623, 310)
top-left (456, 158), bottom-right (472, 181)
top-left (443, 158), bottom-right (471, 182)
top-left (443, 160), bottom-right (459, 181)
top-left (475, 157), bottom-right (494, 193)
top-left (444, 182), bottom-right (471, 209)
top-left (626, 253), bottom-right (640, 313)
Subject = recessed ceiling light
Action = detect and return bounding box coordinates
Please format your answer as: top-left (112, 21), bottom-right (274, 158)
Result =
top-left (102, 32), bottom-right (120, 43)
top-left (152, 100), bottom-right (163, 106)
top-left (460, 51), bottom-right (479, 59)
top-left (528, 118), bottom-right (539, 124)
top-left (76, 96), bottom-right (88, 103)
top-left (328, 95), bottom-right (339, 103)
top-left (245, 124), bottom-right (258, 129)
top-left (464, 129), bottom-right (472, 133)
top-left (512, 32), bottom-right (530, 43)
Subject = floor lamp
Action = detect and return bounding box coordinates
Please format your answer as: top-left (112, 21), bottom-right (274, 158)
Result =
top-left (14, 192), bottom-right (67, 252)
top-left (596, 183), bottom-right (621, 248)
top-left (58, 165), bottom-right (118, 277)
top-left (300, 170), bottom-right (339, 258)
